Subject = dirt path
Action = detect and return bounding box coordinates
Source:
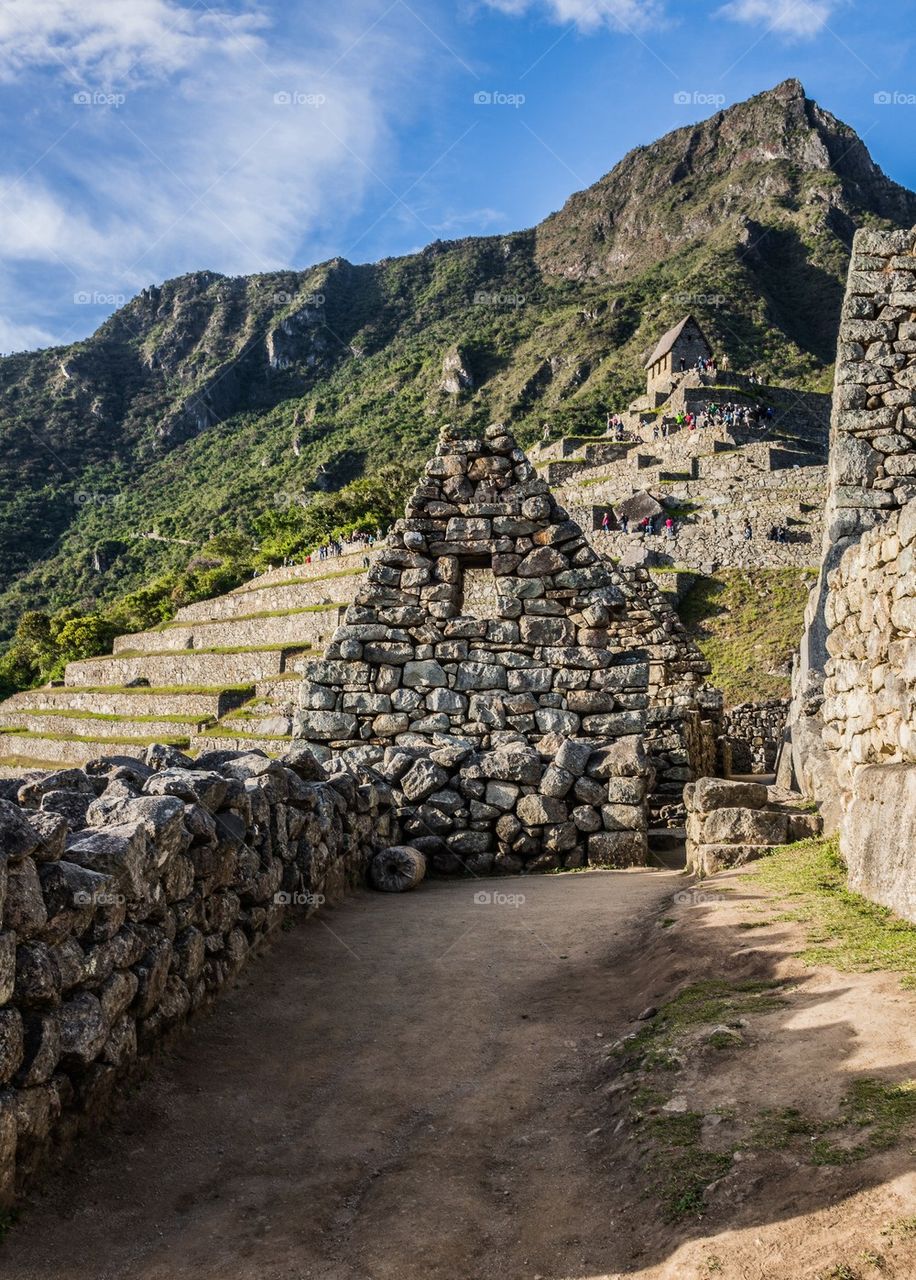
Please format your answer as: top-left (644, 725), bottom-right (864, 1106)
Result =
top-left (5, 869), bottom-right (681, 1280)
top-left (8, 865), bottom-right (916, 1280)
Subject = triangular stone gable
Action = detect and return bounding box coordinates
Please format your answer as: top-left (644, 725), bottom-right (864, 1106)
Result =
top-left (296, 423), bottom-right (715, 873)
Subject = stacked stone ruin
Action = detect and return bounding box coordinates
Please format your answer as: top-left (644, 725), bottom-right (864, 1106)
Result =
top-left (786, 226), bottom-right (916, 820)
top-left (296, 423), bottom-right (719, 873)
top-left (820, 497), bottom-right (916, 920)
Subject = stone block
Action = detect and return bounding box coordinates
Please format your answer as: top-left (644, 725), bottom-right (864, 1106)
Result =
top-left (516, 795), bottom-right (568, 826)
top-left (587, 832), bottom-right (647, 868)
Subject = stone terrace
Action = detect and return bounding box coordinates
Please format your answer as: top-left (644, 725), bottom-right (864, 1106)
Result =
top-left (534, 372), bottom-right (829, 573)
top-left (0, 551), bottom-right (370, 774)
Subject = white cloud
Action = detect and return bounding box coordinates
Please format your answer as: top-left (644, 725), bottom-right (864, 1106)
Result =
top-left (482, 0), bottom-right (666, 33)
top-left (0, 314), bottom-right (57, 355)
top-left (0, 1), bottom-right (428, 346)
top-left (717, 0), bottom-right (838, 38)
top-left (0, 0), bottom-right (266, 85)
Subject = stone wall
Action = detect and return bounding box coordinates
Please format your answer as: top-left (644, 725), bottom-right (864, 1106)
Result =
top-left (685, 777), bottom-right (820, 876)
top-left (721, 699), bottom-right (789, 775)
top-left (821, 498), bottom-right (916, 919)
top-left (0, 744), bottom-right (392, 1204)
top-left (297, 423), bottom-right (719, 864)
top-left (786, 226), bottom-right (916, 817)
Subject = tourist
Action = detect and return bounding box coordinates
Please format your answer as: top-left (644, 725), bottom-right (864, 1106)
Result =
top-left (601, 511), bottom-right (610, 532)
top-left (743, 522), bottom-right (753, 541)
top-left (621, 516), bottom-right (629, 534)
top-left (665, 516), bottom-right (675, 539)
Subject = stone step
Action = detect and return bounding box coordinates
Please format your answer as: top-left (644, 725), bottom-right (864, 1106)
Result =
top-left (0, 731), bottom-right (187, 767)
top-left (234, 547), bottom-right (374, 590)
top-left (217, 708), bottom-right (294, 736)
top-left (113, 607), bottom-right (342, 655)
top-left (0, 685), bottom-right (250, 719)
top-left (190, 731), bottom-right (289, 757)
top-left (255, 673), bottom-right (303, 700)
top-left (64, 646), bottom-right (310, 689)
top-left (0, 710), bottom-right (212, 739)
top-left (176, 575), bottom-right (359, 622)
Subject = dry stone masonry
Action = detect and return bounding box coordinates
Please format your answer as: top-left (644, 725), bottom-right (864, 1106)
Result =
top-left (0, 743), bottom-right (392, 1204)
top-left (821, 497), bottom-right (916, 921)
top-left (685, 777), bottom-right (820, 877)
top-left (721, 699), bottom-right (789, 776)
top-left (787, 227), bottom-right (916, 813)
top-left (296, 423), bottom-right (719, 873)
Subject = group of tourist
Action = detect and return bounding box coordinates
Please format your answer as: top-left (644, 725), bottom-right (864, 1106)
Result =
top-left (742, 523), bottom-right (791, 543)
top-left (600, 512), bottom-right (677, 538)
top-left (605, 412), bottom-right (631, 441)
top-left (302, 528), bottom-right (383, 567)
top-left (650, 399), bottom-right (774, 439)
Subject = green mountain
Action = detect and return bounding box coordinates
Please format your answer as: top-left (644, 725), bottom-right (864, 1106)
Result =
top-left (1, 77), bottom-right (914, 650)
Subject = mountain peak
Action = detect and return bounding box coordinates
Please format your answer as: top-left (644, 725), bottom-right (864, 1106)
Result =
top-left (534, 82), bottom-right (916, 283)
top-left (769, 77), bottom-right (807, 102)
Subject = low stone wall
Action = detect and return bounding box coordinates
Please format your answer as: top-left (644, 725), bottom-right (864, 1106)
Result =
top-left (684, 777), bottom-right (820, 876)
top-left (0, 744), bottom-right (393, 1204)
top-left (722, 699), bottom-right (789, 775)
top-left (822, 497), bottom-right (916, 919)
top-left (345, 734), bottom-right (651, 875)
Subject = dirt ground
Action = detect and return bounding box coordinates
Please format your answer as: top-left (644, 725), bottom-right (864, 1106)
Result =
top-left (4, 864), bottom-right (916, 1280)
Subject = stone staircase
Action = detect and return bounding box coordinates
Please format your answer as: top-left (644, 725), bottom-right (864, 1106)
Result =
top-left (0, 550), bottom-right (371, 774)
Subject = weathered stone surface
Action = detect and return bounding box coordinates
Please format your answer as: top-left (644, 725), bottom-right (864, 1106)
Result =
top-left (58, 993), bottom-right (108, 1069)
top-left (0, 1009), bottom-right (24, 1084)
top-left (587, 831), bottom-right (647, 868)
top-left (0, 798), bottom-right (41, 861)
top-left (841, 764), bottom-right (916, 922)
top-left (701, 807), bottom-right (789, 847)
top-left (400, 760), bottom-right (449, 804)
top-left (4, 860), bottom-right (48, 939)
top-left (692, 778), bottom-right (769, 813)
top-left (516, 795), bottom-right (568, 826)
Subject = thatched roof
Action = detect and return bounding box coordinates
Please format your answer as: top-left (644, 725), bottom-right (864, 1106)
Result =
top-left (644, 315), bottom-right (710, 368)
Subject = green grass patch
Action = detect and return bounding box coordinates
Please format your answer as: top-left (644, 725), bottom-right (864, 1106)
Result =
top-left (750, 838), bottom-right (916, 987)
top-left (678, 567), bottom-right (817, 705)
top-left (0, 729), bottom-right (190, 747)
top-left (614, 977), bottom-right (787, 1074)
top-left (59, 683), bottom-right (254, 696)
top-left (233, 567), bottom-right (364, 595)
top-left (642, 1111), bottom-right (733, 1221)
top-left (0, 707), bottom-right (211, 725)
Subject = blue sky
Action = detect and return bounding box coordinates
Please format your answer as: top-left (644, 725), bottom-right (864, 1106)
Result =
top-left (0, 0), bottom-right (913, 353)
